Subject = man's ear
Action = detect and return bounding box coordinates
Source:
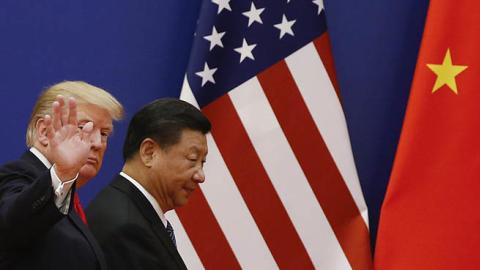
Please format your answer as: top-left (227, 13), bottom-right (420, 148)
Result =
top-left (35, 118), bottom-right (49, 146)
top-left (139, 138), bottom-right (158, 167)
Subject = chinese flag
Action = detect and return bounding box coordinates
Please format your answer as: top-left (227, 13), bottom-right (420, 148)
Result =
top-left (375, 1), bottom-right (480, 269)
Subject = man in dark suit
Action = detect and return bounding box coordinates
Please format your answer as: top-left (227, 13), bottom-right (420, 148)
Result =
top-left (87, 98), bottom-right (211, 270)
top-left (0, 81), bottom-right (124, 270)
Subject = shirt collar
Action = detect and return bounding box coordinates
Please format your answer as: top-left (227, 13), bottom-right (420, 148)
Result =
top-left (119, 171), bottom-right (168, 228)
top-left (30, 147), bottom-right (52, 169)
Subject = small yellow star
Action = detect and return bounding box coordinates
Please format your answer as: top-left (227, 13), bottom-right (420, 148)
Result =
top-left (426, 48), bottom-right (468, 94)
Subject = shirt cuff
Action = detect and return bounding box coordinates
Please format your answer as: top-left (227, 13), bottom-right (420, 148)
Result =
top-left (51, 164), bottom-right (78, 212)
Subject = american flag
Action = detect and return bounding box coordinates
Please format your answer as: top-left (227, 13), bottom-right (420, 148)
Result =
top-left (168, 0), bottom-right (372, 269)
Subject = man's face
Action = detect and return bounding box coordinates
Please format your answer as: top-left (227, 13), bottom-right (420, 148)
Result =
top-left (151, 129), bottom-right (208, 211)
top-left (76, 103), bottom-right (113, 186)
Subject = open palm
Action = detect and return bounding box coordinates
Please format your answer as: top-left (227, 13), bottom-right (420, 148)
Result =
top-left (46, 96), bottom-right (93, 181)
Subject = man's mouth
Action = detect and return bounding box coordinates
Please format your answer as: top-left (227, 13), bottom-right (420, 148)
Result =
top-left (86, 157), bottom-right (98, 164)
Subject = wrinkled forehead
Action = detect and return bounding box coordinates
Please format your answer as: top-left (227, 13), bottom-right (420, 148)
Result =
top-left (76, 103), bottom-right (114, 129)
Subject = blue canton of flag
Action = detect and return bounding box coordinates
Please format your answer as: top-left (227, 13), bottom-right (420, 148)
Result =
top-left (187, 0), bottom-right (325, 107)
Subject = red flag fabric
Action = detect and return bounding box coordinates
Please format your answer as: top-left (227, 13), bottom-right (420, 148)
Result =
top-left (375, 1), bottom-right (480, 269)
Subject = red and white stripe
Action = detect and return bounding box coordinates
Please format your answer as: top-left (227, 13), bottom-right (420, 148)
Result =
top-left (170, 33), bottom-right (372, 270)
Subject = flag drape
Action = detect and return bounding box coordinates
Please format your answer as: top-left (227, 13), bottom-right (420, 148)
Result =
top-left (375, 1), bottom-right (480, 269)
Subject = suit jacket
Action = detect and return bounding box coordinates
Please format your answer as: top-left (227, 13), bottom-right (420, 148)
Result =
top-left (0, 151), bottom-right (107, 270)
top-left (86, 174), bottom-right (187, 270)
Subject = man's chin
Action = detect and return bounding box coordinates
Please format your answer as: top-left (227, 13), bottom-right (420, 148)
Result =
top-left (77, 166), bottom-right (98, 187)
top-left (174, 196), bottom-right (190, 208)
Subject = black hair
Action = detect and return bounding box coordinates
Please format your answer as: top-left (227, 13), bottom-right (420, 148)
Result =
top-left (123, 98), bottom-right (211, 161)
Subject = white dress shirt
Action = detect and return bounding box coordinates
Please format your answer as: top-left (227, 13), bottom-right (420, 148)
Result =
top-left (30, 147), bottom-right (77, 214)
top-left (120, 171), bottom-right (168, 228)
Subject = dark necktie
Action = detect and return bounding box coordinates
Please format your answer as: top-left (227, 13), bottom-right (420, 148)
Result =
top-left (166, 220), bottom-right (176, 248)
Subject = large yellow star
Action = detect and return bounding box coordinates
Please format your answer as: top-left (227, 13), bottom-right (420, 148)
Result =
top-left (426, 48), bottom-right (468, 94)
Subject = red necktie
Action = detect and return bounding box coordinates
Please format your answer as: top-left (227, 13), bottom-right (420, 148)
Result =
top-left (73, 193), bottom-right (88, 225)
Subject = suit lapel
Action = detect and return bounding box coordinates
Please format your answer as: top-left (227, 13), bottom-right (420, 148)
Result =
top-left (111, 175), bottom-right (187, 269)
top-left (69, 199), bottom-right (108, 270)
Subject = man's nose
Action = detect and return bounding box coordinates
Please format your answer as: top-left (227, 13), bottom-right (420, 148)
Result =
top-left (193, 167), bottom-right (205, 183)
top-left (90, 129), bottom-right (102, 149)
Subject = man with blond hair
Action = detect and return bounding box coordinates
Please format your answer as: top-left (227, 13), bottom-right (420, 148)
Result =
top-left (0, 81), bottom-right (123, 270)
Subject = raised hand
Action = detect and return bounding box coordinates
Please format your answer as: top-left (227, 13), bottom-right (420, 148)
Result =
top-left (44, 96), bottom-right (94, 181)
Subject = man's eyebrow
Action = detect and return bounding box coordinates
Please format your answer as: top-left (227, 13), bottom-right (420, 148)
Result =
top-left (78, 118), bottom-right (93, 123)
top-left (78, 120), bottom-right (114, 132)
top-left (188, 145), bottom-right (208, 153)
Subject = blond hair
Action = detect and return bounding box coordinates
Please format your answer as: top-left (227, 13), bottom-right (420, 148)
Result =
top-left (26, 81), bottom-right (124, 146)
